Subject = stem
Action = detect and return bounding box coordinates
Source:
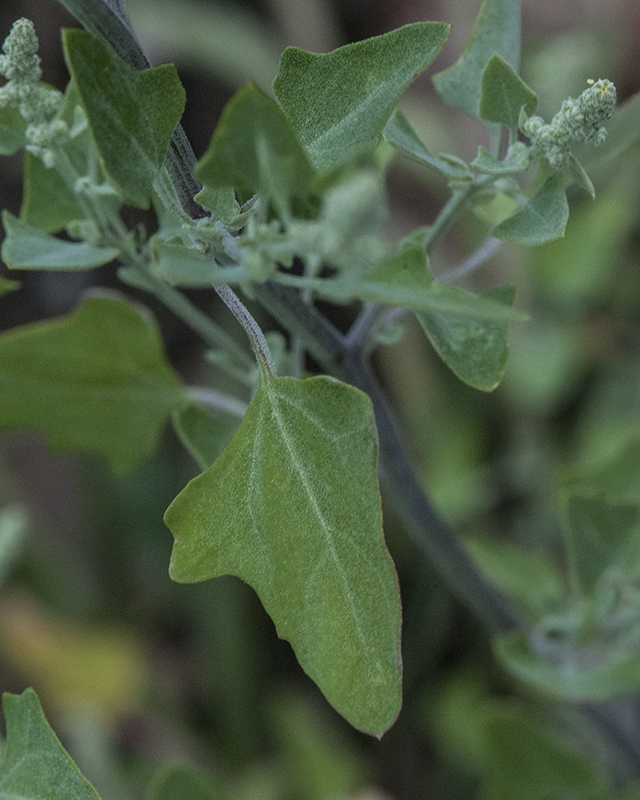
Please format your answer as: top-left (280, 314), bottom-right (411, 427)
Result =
top-left (422, 186), bottom-right (471, 255)
top-left (214, 285), bottom-right (276, 379)
top-left (187, 386), bottom-right (249, 418)
top-left (438, 236), bottom-right (502, 284)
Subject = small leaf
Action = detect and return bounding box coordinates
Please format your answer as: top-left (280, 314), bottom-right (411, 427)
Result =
top-left (495, 631), bottom-right (640, 701)
top-left (0, 293), bottom-right (185, 472)
top-left (0, 688), bottom-right (101, 800)
top-left (2, 211), bottom-right (119, 270)
top-left (383, 110), bottom-right (471, 180)
top-left (563, 495), bottom-right (640, 597)
top-left (295, 247), bottom-right (524, 322)
top-left (20, 152), bottom-right (85, 234)
top-left (566, 154), bottom-right (595, 199)
top-left (416, 284), bottom-right (516, 391)
top-left (151, 239), bottom-right (256, 287)
top-left (433, 0), bottom-right (521, 123)
top-left (479, 54), bottom-right (537, 129)
top-left (0, 105), bottom-right (27, 155)
top-left (195, 83), bottom-right (315, 205)
top-left (471, 143), bottom-right (530, 174)
top-left (273, 22), bottom-right (450, 171)
top-left (62, 28), bottom-right (186, 208)
top-left (0, 275), bottom-right (19, 297)
top-left (166, 375), bottom-right (402, 737)
top-left (492, 174), bottom-right (569, 245)
top-left (149, 762), bottom-right (232, 800)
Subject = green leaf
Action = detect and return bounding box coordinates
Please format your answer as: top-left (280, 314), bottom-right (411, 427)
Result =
top-left (383, 110), bottom-right (472, 180)
top-left (0, 105), bottom-right (27, 155)
top-left (279, 247), bottom-right (525, 323)
top-left (471, 143), bottom-right (530, 174)
top-left (479, 54), bottom-right (537, 129)
top-left (0, 688), bottom-right (101, 800)
top-left (0, 293), bottom-right (185, 473)
top-left (195, 83), bottom-right (315, 205)
top-left (433, 0), bottom-right (521, 123)
top-left (416, 284), bottom-right (516, 391)
top-left (62, 28), bottom-right (186, 208)
top-left (151, 239), bottom-right (257, 287)
top-left (166, 375), bottom-right (402, 737)
top-left (566, 153), bottom-right (595, 199)
top-left (20, 152), bottom-right (85, 234)
top-left (492, 174), bottom-right (569, 245)
top-left (563, 495), bottom-right (640, 597)
top-left (0, 275), bottom-right (19, 297)
top-left (564, 439), bottom-right (640, 505)
top-left (2, 211), bottom-right (119, 270)
top-left (495, 631), bottom-right (640, 701)
top-left (148, 762), bottom-right (232, 800)
top-left (273, 22), bottom-right (450, 171)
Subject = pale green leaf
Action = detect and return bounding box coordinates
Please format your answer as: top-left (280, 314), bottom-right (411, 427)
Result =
top-left (566, 154), bottom-right (595, 199)
top-left (416, 284), bottom-right (516, 391)
top-left (195, 83), bottom-right (315, 204)
top-left (492, 174), bottom-right (569, 245)
top-left (171, 403), bottom-right (242, 471)
top-left (20, 151), bottom-right (85, 234)
top-left (2, 211), bottom-right (119, 270)
top-left (479, 54), bottom-right (537, 129)
top-left (151, 239), bottom-right (256, 287)
top-left (0, 294), bottom-right (185, 473)
top-left (62, 28), bottom-right (186, 208)
top-left (0, 688), bottom-right (101, 800)
top-left (495, 632), bottom-right (640, 701)
top-left (166, 375), bottom-right (402, 737)
top-left (0, 106), bottom-right (27, 155)
top-left (433, 0), bottom-right (521, 124)
top-left (383, 110), bottom-right (471, 180)
top-left (471, 143), bottom-right (530, 174)
top-left (273, 22), bottom-right (450, 171)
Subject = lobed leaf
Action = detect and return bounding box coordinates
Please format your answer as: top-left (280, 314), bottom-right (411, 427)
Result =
top-left (416, 284), bottom-right (516, 391)
top-left (0, 688), bottom-right (101, 800)
top-left (166, 375), bottom-right (402, 737)
top-left (195, 83), bottom-right (315, 205)
top-left (492, 174), bottom-right (569, 245)
top-left (0, 293), bottom-right (185, 472)
top-left (383, 110), bottom-right (472, 180)
top-left (62, 28), bottom-right (186, 208)
top-left (479, 54), bottom-right (537, 130)
top-left (273, 22), bottom-right (450, 171)
top-left (433, 0), bottom-right (521, 124)
top-left (2, 211), bottom-right (119, 270)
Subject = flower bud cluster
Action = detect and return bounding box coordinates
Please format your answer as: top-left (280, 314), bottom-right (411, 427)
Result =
top-left (521, 79), bottom-right (616, 168)
top-left (0, 18), bottom-right (67, 166)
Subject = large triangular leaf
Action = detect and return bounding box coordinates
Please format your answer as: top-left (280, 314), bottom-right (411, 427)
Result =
top-left (0, 688), bottom-right (101, 800)
top-left (166, 375), bottom-right (402, 737)
top-left (0, 294), bottom-right (185, 472)
top-left (433, 0), bottom-right (521, 124)
top-left (273, 22), bottom-right (449, 171)
top-left (62, 28), bottom-right (186, 208)
top-left (479, 54), bottom-right (537, 130)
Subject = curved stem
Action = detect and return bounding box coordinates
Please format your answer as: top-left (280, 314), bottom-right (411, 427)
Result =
top-left (214, 285), bottom-right (276, 379)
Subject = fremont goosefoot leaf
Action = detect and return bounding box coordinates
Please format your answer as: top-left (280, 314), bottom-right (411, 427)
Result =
top-left (0, 293), bottom-right (185, 472)
top-left (273, 21), bottom-right (450, 171)
top-left (0, 688), bottom-right (101, 800)
top-left (62, 28), bottom-right (186, 208)
top-left (166, 375), bottom-right (402, 737)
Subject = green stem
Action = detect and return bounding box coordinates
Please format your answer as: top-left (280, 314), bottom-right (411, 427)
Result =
top-left (422, 186), bottom-right (471, 254)
top-left (214, 285), bottom-right (276, 379)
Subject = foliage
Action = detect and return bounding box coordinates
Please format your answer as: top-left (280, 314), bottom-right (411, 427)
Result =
top-left (0, 0), bottom-right (639, 797)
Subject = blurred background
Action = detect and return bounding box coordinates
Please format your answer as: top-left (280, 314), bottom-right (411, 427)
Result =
top-left (1, 1), bottom-right (640, 798)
